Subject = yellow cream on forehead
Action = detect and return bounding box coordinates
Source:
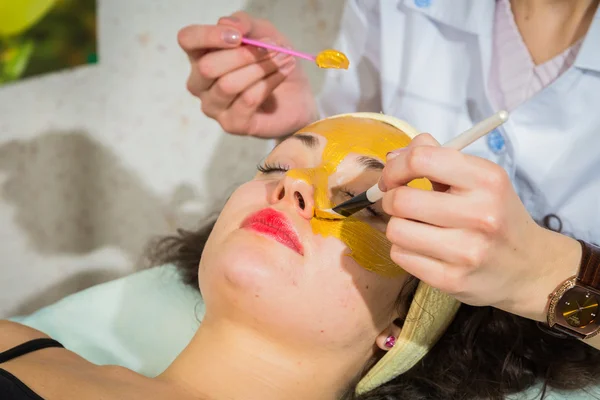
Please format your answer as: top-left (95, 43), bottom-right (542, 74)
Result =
top-left (286, 117), bottom-right (432, 278)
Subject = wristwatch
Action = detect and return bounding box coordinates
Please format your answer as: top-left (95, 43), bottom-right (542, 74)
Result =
top-left (546, 240), bottom-right (600, 340)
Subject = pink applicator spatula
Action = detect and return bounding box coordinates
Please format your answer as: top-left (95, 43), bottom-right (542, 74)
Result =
top-left (241, 37), bottom-right (350, 70)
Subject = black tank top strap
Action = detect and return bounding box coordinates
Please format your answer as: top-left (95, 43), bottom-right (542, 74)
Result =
top-left (0, 338), bottom-right (64, 364)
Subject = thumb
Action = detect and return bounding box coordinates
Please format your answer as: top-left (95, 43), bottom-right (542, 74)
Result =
top-left (408, 132), bottom-right (441, 148)
top-left (385, 133), bottom-right (440, 160)
top-left (217, 12), bottom-right (254, 36)
top-left (407, 133), bottom-right (447, 192)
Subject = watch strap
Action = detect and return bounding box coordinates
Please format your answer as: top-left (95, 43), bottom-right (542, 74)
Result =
top-left (577, 240), bottom-right (600, 289)
top-left (548, 322), bottom-right (588, 340)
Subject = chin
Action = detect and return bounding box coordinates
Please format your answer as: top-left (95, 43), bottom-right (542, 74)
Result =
top-left (200, 228), bottom-right (302, 296)
top-left (199, 229), bottom-right (312, 337)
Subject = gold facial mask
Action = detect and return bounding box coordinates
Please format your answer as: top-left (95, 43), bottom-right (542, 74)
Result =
top-left (287, 117), bottom-right (431, 277)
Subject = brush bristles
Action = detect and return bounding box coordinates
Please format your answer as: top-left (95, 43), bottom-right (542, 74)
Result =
top-left (314, 209), bottom-right (346, 220)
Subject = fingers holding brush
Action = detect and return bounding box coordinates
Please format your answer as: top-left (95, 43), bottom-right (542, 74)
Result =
top-left (379, 130), bottom-right (574, 323)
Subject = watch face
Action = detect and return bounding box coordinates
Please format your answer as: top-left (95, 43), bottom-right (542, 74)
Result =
top-left (557, 287), bottom-right (600, 328)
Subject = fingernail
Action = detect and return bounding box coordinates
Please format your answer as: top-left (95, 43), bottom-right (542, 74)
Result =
top-left (274, 51), bottom-right (290, 63)
top-left (222, 29), bottom-right (241, 44)
top-left (279, 59), bottom-right (296, 75)
top-left (378, 178), bottom-right (388, 192)
top-left (256, 37), bottom-right (276, 54)
top-left (386, 149), bottom-right (404, 161)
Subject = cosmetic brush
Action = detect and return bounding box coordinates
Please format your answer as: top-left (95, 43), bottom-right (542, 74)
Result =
top-left (317, 110), bottom-right (509, 219)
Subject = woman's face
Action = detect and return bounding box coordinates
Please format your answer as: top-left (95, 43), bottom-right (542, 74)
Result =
top-left (199, 116), bottom-right (429, 365)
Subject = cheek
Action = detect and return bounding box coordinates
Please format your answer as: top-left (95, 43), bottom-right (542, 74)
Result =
top-left (213, 181), bottom-right (270, 233)
top-left (198, 181), bottom-right (278, 298)
top-left (301, 218), bottom-right (406, 342)
top-left (311, 217), bottom-right (403, 278)
top-left (301, 236), bottom-right (404, 344)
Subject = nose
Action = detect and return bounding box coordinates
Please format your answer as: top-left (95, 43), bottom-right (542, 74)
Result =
top-left (270, 175), bottom-right (315, 220)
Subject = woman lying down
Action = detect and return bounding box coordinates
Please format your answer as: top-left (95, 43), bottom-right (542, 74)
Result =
top-left (1, 113), bottom-right (600, 400)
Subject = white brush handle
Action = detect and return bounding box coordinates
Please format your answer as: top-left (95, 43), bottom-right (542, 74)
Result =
top-left (368, 110), bottom-right (509, 202)
top-left (443, 110), bottom-right (508, 150)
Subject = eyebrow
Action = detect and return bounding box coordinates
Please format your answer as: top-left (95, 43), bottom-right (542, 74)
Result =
top-left (356, 156), bottom-right (384, 170)
top-left (289, 134), bottom-right (319, 149)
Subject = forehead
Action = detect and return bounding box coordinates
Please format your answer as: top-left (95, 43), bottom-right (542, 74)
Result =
top-left (296, 116), bottom-right (413, 161)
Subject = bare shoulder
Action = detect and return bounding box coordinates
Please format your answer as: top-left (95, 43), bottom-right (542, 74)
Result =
top-left (0, 320), bottom-right (52, 353)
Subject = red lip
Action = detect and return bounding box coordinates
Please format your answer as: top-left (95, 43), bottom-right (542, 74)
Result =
top-left (241, 208), bottom-right (304, 255)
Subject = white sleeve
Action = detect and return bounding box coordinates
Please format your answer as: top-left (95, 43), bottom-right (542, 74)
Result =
top-left (315, 0), bottom-right (382, 118)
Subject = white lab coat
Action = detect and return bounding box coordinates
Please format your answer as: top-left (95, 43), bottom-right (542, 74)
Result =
top-left (317, 0), bottom-right (600, 244)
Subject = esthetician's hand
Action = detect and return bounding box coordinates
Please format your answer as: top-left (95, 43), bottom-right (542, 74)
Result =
top-left (380, 134), bottom-right (583, 323)
top-left (177, 12), bottom-right (317, 138)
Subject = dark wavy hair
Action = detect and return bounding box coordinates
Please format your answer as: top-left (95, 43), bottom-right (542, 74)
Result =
top-left (148, 219), bottom-right (600, 400)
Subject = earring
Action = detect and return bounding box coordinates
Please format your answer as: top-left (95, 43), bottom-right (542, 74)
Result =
top-left (384, 335), bottom-right (396, 348)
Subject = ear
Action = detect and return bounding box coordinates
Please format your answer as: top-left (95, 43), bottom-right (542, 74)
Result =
top-left (375, 318), bottom-right (402, 351)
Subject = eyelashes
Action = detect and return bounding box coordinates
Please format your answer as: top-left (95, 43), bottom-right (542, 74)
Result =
top-left (257, 162), bottom-right (289, 174)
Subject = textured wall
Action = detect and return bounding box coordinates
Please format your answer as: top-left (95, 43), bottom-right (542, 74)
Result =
top-left (0, 0), bottom-right (345, 318)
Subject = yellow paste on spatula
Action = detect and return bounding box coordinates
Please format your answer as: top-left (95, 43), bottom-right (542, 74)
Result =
top-left (315, 49), bottom-right (350, 69)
